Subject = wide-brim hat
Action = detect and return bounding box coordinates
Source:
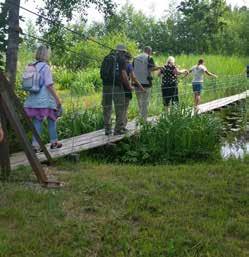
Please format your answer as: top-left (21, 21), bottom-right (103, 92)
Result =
top-left (116, 44), bottom-right (127, 52)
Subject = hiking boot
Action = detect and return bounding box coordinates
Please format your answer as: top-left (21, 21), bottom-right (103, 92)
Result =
top-left (121, 128), bottom-right (129, 133)
top-left (105, 129), bottom-right (112, 136)
top-left (114, 128), bottom-right (129, 136)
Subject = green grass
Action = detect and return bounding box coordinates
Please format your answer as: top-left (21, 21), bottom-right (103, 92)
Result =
top-left (0, 160), bottom-right (249, 256)
top-left (155, 55), bottom-right (248, 75)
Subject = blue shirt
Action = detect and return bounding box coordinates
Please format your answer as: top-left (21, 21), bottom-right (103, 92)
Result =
top-left (126, 63), bottom-right (133, 78)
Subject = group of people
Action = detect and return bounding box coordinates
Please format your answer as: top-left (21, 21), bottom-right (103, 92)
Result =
top-left (0, 44), bottom-right (218, 151)
top-left (101, 44), bottom-right (218, 136)
top-left (101, 45), bottom-right (159, 135)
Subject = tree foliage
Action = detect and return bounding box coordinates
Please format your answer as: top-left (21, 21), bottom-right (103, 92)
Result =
top-left (87, 1), bottom-right (249, 56)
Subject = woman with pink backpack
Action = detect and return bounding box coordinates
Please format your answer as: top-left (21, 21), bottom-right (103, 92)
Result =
top-left (23, 45), bottom-right (62, 152)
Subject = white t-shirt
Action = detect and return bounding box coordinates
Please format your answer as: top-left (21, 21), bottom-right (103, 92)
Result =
top-left (191, 65), bottom-right (207, 83)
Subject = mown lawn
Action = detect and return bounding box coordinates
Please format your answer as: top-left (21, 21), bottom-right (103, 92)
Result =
top-left (0, 160), bottom-right (249, 257)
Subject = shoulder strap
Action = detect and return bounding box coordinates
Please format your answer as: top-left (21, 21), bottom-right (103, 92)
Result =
top-left (39, 64), bottom-right (47, 73)
top-left (33, 61), bottom-right (47, 73)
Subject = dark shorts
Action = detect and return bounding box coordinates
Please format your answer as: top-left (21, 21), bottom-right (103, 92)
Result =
top-left (192, 83), bottom-right (203, 93)
top-left (162, 83), bottom-right (179, 106)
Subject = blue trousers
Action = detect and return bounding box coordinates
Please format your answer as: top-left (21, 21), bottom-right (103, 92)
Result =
top-left (32, 118), bottom-right (58, 146)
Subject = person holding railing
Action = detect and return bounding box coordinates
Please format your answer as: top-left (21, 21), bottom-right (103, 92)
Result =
top-left (133, 46), bottom-right (161, 121)
top-left (188, 59), bottom-right (217, 108)
top-left (123, 52), bottom-right (145, 127)
top-left (159, 56), bottom-right (188, 112)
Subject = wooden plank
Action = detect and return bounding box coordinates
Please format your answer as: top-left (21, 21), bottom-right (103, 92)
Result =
top-left (10, 121), bottom-right (139, 169)
top-left (10, 90), bottom-right (249, 169)
top-left (198, 90), bottom-right (249, 113)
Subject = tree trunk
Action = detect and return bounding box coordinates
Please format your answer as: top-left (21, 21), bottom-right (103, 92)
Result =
top-left (5, 0), bottom-right (20, 89)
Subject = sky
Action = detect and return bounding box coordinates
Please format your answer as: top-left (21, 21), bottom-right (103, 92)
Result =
top-left (1, 0), bottom-right (249, 27)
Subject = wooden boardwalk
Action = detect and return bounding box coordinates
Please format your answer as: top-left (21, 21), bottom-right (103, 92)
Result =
top-left (198, 90), bottom-right (249, 114)
top-left (10, 90), bottom-right (249, 169)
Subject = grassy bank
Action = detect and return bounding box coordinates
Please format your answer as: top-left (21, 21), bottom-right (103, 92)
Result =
top-left (0, 160), bottom-right (249, 257)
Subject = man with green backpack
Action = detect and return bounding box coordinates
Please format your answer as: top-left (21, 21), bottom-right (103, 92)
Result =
top-left (100, 44), bottom-right (132, 136)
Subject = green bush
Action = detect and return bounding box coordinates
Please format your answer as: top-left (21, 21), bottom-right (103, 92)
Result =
top-left (54, 68), bottom-right (102, 95)
top-left (94, 107), bottom-right (223, 164)
top-left (54, 69), bottom-right (77, 90)
top-left (38, 106), bottom-right (104, 143)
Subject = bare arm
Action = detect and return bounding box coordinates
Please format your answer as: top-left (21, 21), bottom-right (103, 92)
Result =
top-left (205, 70), bottom-right (217, 78)
top-left (150, 66), bottom-right (162, 72)
top-left (121, 70), bottom-right (132, 90)
top-left (47, 84), bottom-right (62, 107)
top-left (176, 68), bottom-right (189, 76)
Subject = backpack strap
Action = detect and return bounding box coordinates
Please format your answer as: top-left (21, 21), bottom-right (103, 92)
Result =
top-left (35, 62), bottom-right (47, 89)
top-left (33, 61), bottom-right (47, 73)
top-left (38, 63), bottom-right (47, 73)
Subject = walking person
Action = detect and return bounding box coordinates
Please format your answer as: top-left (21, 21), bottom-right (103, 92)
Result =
top-left (159, 56), bottom-right (188, 111)
top-left (100, 44), bottom-right (132, 136)
top-left (23, 45), bottom-right (62, 151)
top-left (123, 52), bottom-right (145, 127)
top-left (189, 59), bottom-right (217, 107)
top-left (133, 46), bottom-right (160, 121)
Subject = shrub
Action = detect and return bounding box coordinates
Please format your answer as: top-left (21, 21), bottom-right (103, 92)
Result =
top-left (57, 106), bottom-right (104, 138)
top-left (54, 68), bottom-right (102, 95)
top-left (94, 107), bottom-right (223, 164)
top-left (54, 69), bottom-right (77, 90)
top-left (38, 106), bottom-right (104, 143)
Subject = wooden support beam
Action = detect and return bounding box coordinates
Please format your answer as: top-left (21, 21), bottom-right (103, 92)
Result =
top-left (4, 79), bottom-right (53, 164)
top-left (0, 101), bottom-right (11, 179)
top-left (0, 72), bottom-right (60, 187)
top-left (0, 89), bottom-right (48, 183)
